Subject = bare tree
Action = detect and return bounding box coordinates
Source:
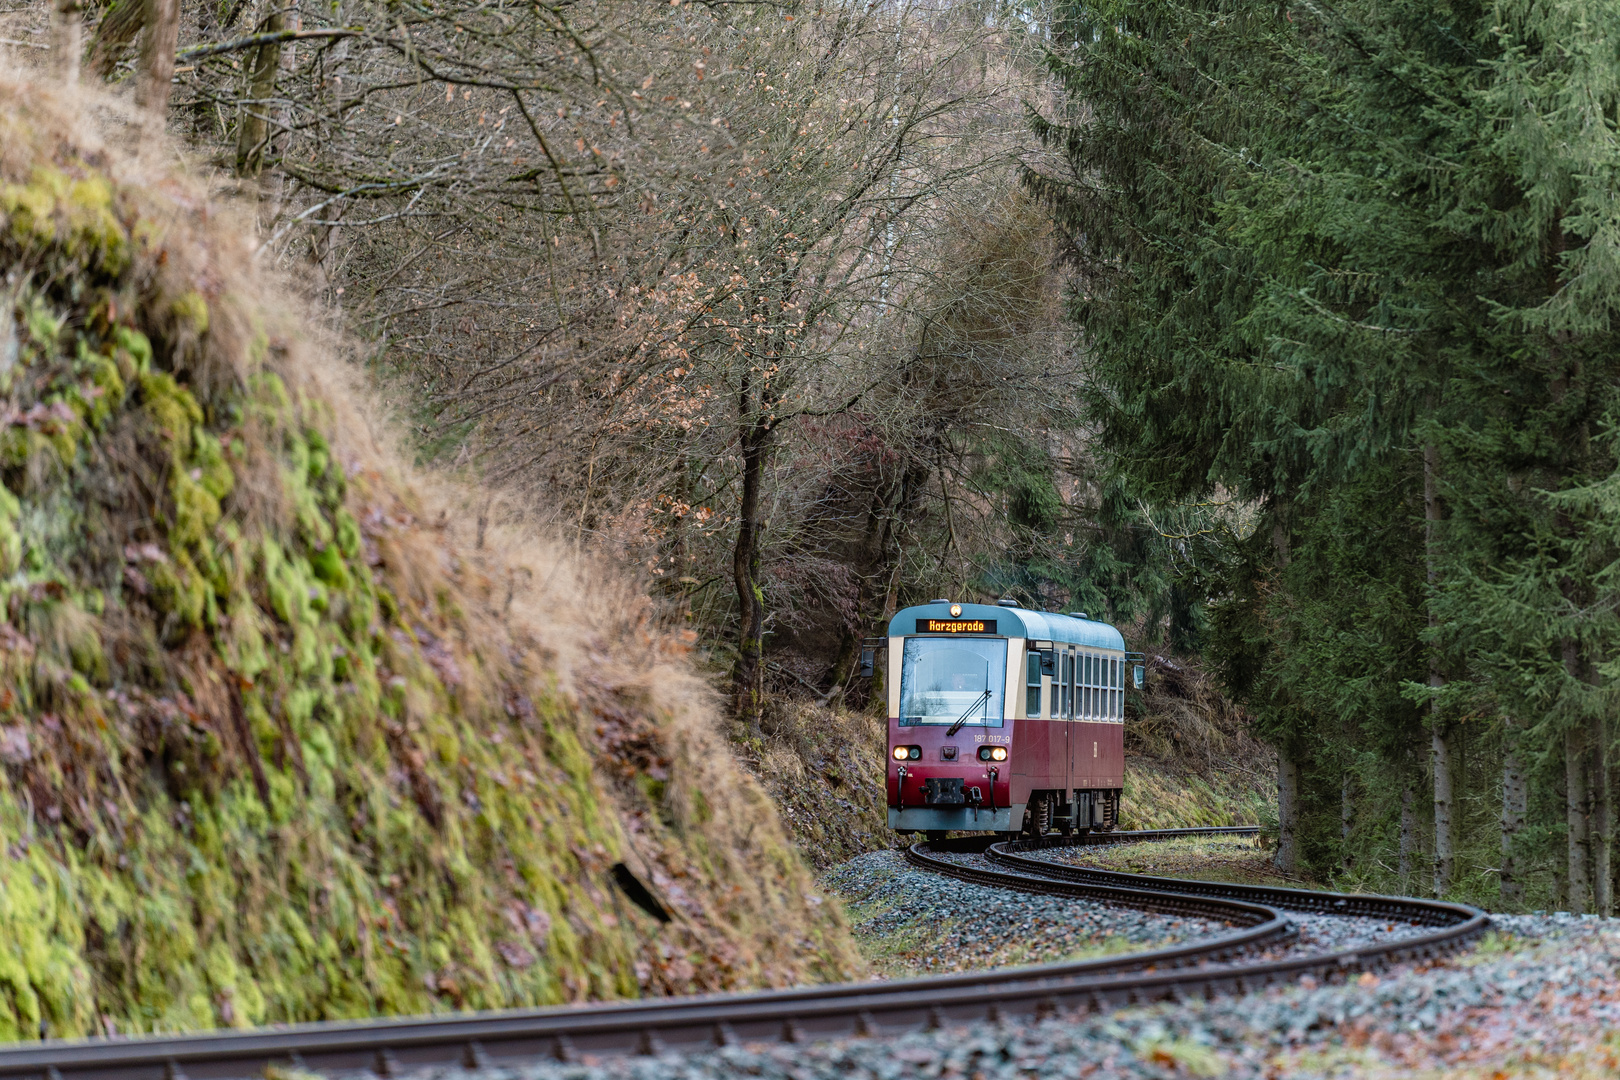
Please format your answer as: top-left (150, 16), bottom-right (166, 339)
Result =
top-left (36, 0), bottom-right (1080, 726)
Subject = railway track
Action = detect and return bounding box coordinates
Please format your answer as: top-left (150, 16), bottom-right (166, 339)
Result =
top-left (0, 827), bottom-right (1488, 1080)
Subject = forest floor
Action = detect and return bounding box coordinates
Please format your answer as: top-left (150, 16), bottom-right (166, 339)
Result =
top-left (1045, 834), bottom-right (1309, 889)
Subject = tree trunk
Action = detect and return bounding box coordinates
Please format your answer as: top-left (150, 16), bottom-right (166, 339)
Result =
top-left (1590, 710), bottom-right (1611, 917)
top-left (730, 408), bottom-right (770, 737)
top-left (1400, 776), bottom-right (1417, 889)
top-left (1423, 442), bottom-right (1453, 898)
top-left (1500, 713), bottom-right (1527, 909)
top-left (236, 5), bottom-right (287, 178)
top-left (135, 0), bottom-right (180, 122)
top-left (833, 456), bottom-right (929, 706)
top-left (1269, 497), bottom-right (1299, 877)
top-left (51, 0), bottom-right (82, 84)
top-left (1340, 770), bottom-right (1353, 874)
top-left (1610, 741), bottom-right (1620, 917)
top-left (1274, 750), bottom-right (1299, 875)
top-left (1566, 720), bottom-right (1592, 914)
top-left (1432, 723), bottom-right (1455, 898)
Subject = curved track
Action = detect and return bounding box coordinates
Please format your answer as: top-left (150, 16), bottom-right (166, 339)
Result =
top-left (0, 828), bottom-right (1487, 1080)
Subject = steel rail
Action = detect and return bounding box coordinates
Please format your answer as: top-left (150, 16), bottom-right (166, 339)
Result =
top-left (981, 833), bottom-right (1491, 984)
top-left (991, 834), bottom-right (1480, 926)
top-left (0, 826), bottom-right (1485, 1080)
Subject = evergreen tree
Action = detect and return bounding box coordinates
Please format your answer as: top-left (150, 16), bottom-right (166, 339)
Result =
top-left (1035, 0), bottom-right (1620, 907)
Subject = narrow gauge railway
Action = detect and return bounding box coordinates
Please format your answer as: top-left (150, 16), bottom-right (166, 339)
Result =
top-left (0, 828), bottom-right (1488, 1080)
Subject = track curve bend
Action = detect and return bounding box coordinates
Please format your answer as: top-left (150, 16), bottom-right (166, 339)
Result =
top-left (0, 828), bottom-right (1488, 1080)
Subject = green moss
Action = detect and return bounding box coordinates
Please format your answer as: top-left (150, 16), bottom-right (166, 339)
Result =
top-left (170, 291), bottom-right (209, 336)
top-left (0, 483), bottom-right (19, 576)
top-left (0, 169), bottom-right (57, 246)
top-left (73, 340), bottom-right (125, 428)
top-left (140, 371), bottom-right (202, 456)
top-left (170, 472), bottom-right (222, 551)
top-left (0, 166), bottom-right (128, 276)
top-left (112, 326), bottom-right (153, 380)
top-left (148, 551), bottom-right (210, 631)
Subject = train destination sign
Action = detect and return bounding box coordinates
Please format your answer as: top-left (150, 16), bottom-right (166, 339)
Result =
top-left (916, 618), bottom-right (996, 634)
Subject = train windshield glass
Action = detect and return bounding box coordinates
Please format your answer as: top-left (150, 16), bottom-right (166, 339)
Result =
top-left (898, 637), bottom-right (1007, 727)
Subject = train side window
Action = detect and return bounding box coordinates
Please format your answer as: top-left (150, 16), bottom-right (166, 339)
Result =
top-left (1078, 652), bottom-right (1086, 717)
top-left (1102, 656), bottom-right (1110, 718)
top-left (1108, 654), bottom-right (1121, 722)
top-left (1071, 652), bottom-right (1080, 718)
top-left (1095, 654), bottom-right (1104, 716)
top-left (1049, 652), bottom-right (1059, 718)
top-left (1063, 652), bottom-right (1074, 719)
top-left (1077, 653), bottom-right (1085, 717)
top-left (1081, 653), bottom-right (1090, 717)
top-left (1026, 649), bottom-right (1041, 717)
top-left (1055, 653), bottom-right (1064, 719)
top-left (1113, 657), bottom-right (1121, 718)
top-left (1106, 656), bottom-right (1113, 718)
top-left (1050, 652), bottom-right (1058, 719)
top-left (1088, 653), bottom-right (1096, 717)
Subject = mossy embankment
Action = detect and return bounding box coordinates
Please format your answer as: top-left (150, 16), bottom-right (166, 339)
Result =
top-left (0, 80), bottom-right (860, 1042)
top-left (1118, 653), bottom-right (1274, 831)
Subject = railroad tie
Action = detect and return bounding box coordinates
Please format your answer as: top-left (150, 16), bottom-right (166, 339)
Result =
top-left (463, 1041), bottom-right (493, 1069)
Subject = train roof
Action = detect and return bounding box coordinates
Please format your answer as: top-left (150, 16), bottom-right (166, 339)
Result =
top-left (888, 601), bottom-right (1127, 651)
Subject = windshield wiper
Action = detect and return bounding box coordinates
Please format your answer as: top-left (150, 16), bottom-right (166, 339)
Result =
top-left (946, 689), bottom-right (992, 738)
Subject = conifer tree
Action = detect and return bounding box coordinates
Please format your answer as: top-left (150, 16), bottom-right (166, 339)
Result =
top-left (1036, 0), bottom-right (1620, 906)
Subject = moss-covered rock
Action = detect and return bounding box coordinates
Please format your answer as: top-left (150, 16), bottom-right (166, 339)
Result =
top-left (0, 83), bottom-right (859, 1042)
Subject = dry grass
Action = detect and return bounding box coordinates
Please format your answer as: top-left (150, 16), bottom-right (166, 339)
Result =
top-left (750, 696), bottom-right (896, 870)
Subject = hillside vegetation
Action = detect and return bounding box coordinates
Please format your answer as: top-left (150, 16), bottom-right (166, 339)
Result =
top-left (0, 78), bottom-right (859, 1042)
top-left (1119, 654), bottom-right (1274, 832)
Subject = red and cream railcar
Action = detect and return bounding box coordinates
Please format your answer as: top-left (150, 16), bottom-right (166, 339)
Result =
top-left (883, 600), bottom-right (1128, 837)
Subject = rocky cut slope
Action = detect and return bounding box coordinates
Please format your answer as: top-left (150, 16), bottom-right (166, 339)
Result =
top-left (0, 78), bottom-right (859, 1042)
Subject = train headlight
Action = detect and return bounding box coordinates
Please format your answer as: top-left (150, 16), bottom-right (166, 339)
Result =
top-left (978, 745), bottom-right (1008, 762)
top-left (893, 745), bottom-right (922, 761)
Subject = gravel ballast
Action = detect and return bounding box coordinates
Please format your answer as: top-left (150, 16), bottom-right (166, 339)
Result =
top-left (977, 847), bottom-right (1437, 963)
top-left (819, 850), bottom-right (1227, 977)
top-left (399, 917), bottom-right (1619, 1080)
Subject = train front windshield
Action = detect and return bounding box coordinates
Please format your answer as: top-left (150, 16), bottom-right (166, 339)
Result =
top-left (898, 637), bottom-right (1006, 727)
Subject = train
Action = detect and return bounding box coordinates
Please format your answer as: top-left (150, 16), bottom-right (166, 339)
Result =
top-left (871, 599), bottom-right (1132, 839)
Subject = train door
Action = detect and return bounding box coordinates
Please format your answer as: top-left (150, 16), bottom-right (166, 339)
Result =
top-left (1072, 651), bottom-right (1083, 795)
top-left (1063, 648), bottom-right (1074, 811)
